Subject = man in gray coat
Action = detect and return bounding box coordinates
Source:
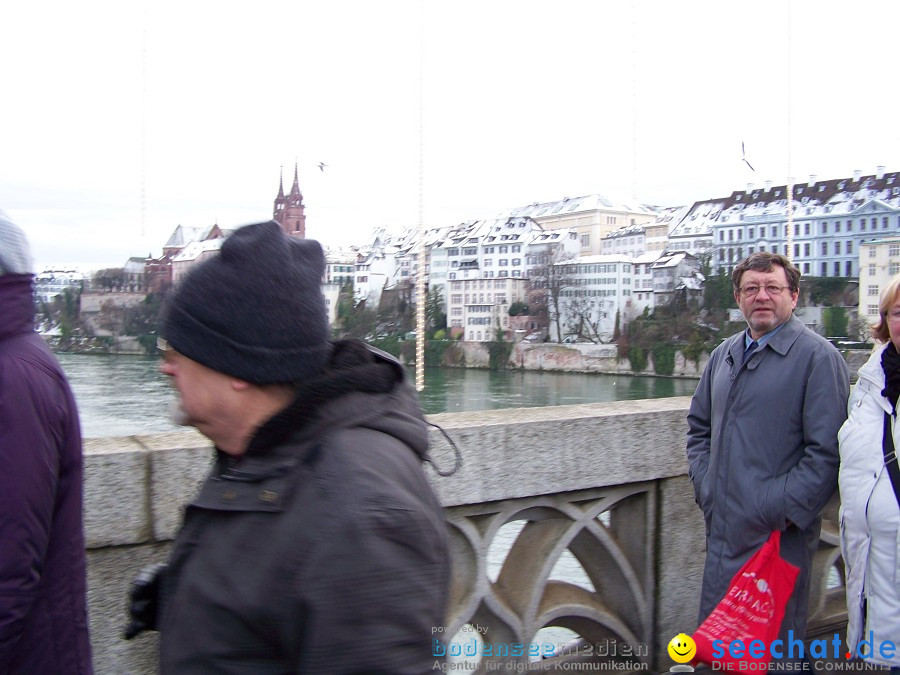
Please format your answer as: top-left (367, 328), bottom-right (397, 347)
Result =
top-left (687, 252), bottom-right (849, 649)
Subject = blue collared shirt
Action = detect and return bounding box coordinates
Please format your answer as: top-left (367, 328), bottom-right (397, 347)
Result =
top-left (744, 319), bottom-right (787, 354)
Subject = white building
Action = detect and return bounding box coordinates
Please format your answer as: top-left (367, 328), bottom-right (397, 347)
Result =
top-left (123, 257), bottom-right (146, 291)
top-left (324, 249), bottom-right (357, 287)
top-left (504, 194), bottom-right (659, 256)
top-left (650, 251), bottom-right (704, 306)
top-left (352, 228), bottom-right (403, 307)
top-left (631, 251), bottom-right (666, 313)
top-left (447, 276), bottom-right (529, 342)
top-left (551, 255), bottom-right (635, 343)
top-left (600, 219), bottom-right (671, 258)
top-left (669, 169), bottom-right (900, 277)
top-left (34, 270), bottom-right (85, 304)
top-left (171, 238), bottom-right (224, 286)
top-left (429, 217), bottom-right (542, 308)
top-left (322, 283), bottom-right (342, 327)
top-left (667, 201), bottom-right (717, 258)
top-left (858, 236), bottom-right (900, 325)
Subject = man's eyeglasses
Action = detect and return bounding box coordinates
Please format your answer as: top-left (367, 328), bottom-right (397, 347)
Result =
top-left (739, 284), bottom-right (788, 298)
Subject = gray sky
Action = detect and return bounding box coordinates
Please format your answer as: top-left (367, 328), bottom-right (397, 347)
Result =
top-left (2, 0), bottom-right (898, 271)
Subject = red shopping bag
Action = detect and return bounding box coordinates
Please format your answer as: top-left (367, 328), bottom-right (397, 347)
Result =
top-left (692, 531), bottom-right (800, 673)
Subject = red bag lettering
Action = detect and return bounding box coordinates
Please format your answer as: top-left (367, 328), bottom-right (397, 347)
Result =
top-left (692, 530), bottom-right (800, 674)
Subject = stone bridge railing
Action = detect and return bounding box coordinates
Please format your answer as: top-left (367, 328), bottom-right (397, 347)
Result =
top-left (84, 397), bottom-right (846, 673)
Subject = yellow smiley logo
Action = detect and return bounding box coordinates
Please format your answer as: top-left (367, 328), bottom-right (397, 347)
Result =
top-left (667, 633), bottom-right (697, 664)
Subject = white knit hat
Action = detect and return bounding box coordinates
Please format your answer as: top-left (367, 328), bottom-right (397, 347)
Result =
top-left (0, 209), bottom-right (34, 275)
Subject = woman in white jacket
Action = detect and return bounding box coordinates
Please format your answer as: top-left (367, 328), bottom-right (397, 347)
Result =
top-left (838, 273), bottom-right (900, 673)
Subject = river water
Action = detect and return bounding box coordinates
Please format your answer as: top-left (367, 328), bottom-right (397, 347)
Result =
top-left (55, 353), bottom-right (697, 438)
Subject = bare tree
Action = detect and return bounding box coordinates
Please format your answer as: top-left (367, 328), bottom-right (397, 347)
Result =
top-left (92, 268), bottom-right (125, 292)
top-left (528, 248), bottom-right (576, 342)
top-left (563, 297), bottom-right (611, 344)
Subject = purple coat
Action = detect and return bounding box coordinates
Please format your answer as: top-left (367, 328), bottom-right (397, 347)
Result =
top-left (0, 274), bottom-right (92, 673)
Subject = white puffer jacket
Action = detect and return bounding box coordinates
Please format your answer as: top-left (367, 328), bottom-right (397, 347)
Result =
top-left (837, 343), bottom-right (900, 668)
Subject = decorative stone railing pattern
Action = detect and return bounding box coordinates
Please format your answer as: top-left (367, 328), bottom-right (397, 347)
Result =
top-left (83, 397), bottom-right (846, 673)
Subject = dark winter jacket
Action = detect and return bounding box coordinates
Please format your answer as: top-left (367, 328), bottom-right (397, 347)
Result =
top-left (158, 339), bottom-right (449, 674)
top-left (686, 314), bottom-right (849, 638)
top-left (0, 274), bottom-right (93, 674)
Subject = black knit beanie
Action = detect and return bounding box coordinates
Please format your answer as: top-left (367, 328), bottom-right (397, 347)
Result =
top-left (163, 220), bottom-right (330, 384)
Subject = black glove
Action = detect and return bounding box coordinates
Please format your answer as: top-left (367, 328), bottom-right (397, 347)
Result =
top-left (123, 563), bottom-right (167, 640)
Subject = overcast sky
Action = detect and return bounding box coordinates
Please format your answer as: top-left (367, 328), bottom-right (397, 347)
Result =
top-left (2, 0), bottom-right (898, 271)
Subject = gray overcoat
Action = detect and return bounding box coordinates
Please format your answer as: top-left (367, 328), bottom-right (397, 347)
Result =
top-left (686, 314), bottom-right (849, 638)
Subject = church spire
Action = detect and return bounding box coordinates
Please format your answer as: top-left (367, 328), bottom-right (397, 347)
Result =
top-left (289, 160), bottom-right (301, 197)
top-left (277, 165), bottom-right (285, 199)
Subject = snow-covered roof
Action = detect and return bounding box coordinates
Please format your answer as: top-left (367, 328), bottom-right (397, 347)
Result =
top-left (652, 251), bottom-right (697, 269)
top-left (35, 269), bottom-right (84, 280)
top-left (324, 249), bottom-right (358, 264)
top-left (652, 205), bottom-right (691, 232)
top-left (164, 225), bottom-right (209, 249)
top-left (862, 235), bottom-right (900, 244)
top-left (430, 217), bottom-right (541, 249)
top-left (172, 238), bottom-right (223, 263)
top-left (603, 222), bottom-right (647, 239)
top-left (676, 274), bottom-right (705, 291)
top-left (557, 254), bottom-right (632, 265)
top-left (503, 194), bottom-right (658, 219)
top-left (123, 257), bottom-right (146, 273)
top-left (670, 171), bottom-right (900, 237)
top-left (633, 250), bottom-right (667, 265)
top-left (528, 228), bottom-right (577, 245)
top-left (392, 224), bottom-right (456, 253)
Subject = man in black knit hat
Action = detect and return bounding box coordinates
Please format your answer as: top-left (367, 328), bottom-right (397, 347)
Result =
top-left (124, 221), bottom-right (449, 674)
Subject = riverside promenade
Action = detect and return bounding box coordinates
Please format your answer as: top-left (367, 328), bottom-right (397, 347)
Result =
top-left (84, 396), bottom-right (848, 673)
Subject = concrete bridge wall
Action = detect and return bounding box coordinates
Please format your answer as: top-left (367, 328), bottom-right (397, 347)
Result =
top-left (83, 397), bottom-right (846, 673)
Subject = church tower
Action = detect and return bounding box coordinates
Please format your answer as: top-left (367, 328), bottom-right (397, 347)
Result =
top-left (273, 162), bottom-right (306, 238)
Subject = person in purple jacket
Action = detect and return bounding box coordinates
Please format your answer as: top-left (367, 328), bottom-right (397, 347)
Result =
top-left (0, 210), bottom-right (93, 674)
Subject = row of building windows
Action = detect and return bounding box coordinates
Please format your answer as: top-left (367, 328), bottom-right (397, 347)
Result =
top-left (559, 289), bottom-right (626, 297)
top-left (861, 263), bottom-right (900, 276)
top-left (450, 279), bottom-right (513, 291)
top-left (447, 270), bottom-right (521, 279)
top-left (717, 216), bottom-right (894, 242)
top-left (445, 244), bottom-right (522, 256)
top-left (719, 260), bottom-right (855, 278)
top-left (562, 264), bottom-right (632, 274)
top-left (717, 243), bottom-right (858, 262)
top-left (566, 277), bottom-right (632, 286)
top-left (480, 258), bottom-right (522, 267)
top-left (452, 294), bottom-right (506, 305)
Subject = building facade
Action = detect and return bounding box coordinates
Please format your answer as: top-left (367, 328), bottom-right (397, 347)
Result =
top-left (447, 276), bottom-right (528, 342)
top-left (505, 195), bottom-right (658, 257)
top-left (668, 169), bottom-right (900, 277)
top-left (550, 255), bottom-right (635, 342)
top-left (858, 236), bottom-right (900, 324)
top-left (34, 270), bottom-right (84, 304)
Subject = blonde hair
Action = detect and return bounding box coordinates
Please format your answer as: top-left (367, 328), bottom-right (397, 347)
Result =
top-left (871, 273), bottom-right (900, 343)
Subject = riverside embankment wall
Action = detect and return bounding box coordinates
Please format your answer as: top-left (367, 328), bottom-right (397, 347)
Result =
top-left (458, 341), bottom-right (871, 380)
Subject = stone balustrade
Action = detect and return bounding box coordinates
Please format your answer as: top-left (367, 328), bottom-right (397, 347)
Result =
top-left (84, 397), bottom-right (846, 673)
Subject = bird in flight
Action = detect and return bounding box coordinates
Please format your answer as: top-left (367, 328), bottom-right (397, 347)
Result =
top-left (317, 162), bottom-right (327, 172)
top-left (741, 142), bottom-right (755, 172)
